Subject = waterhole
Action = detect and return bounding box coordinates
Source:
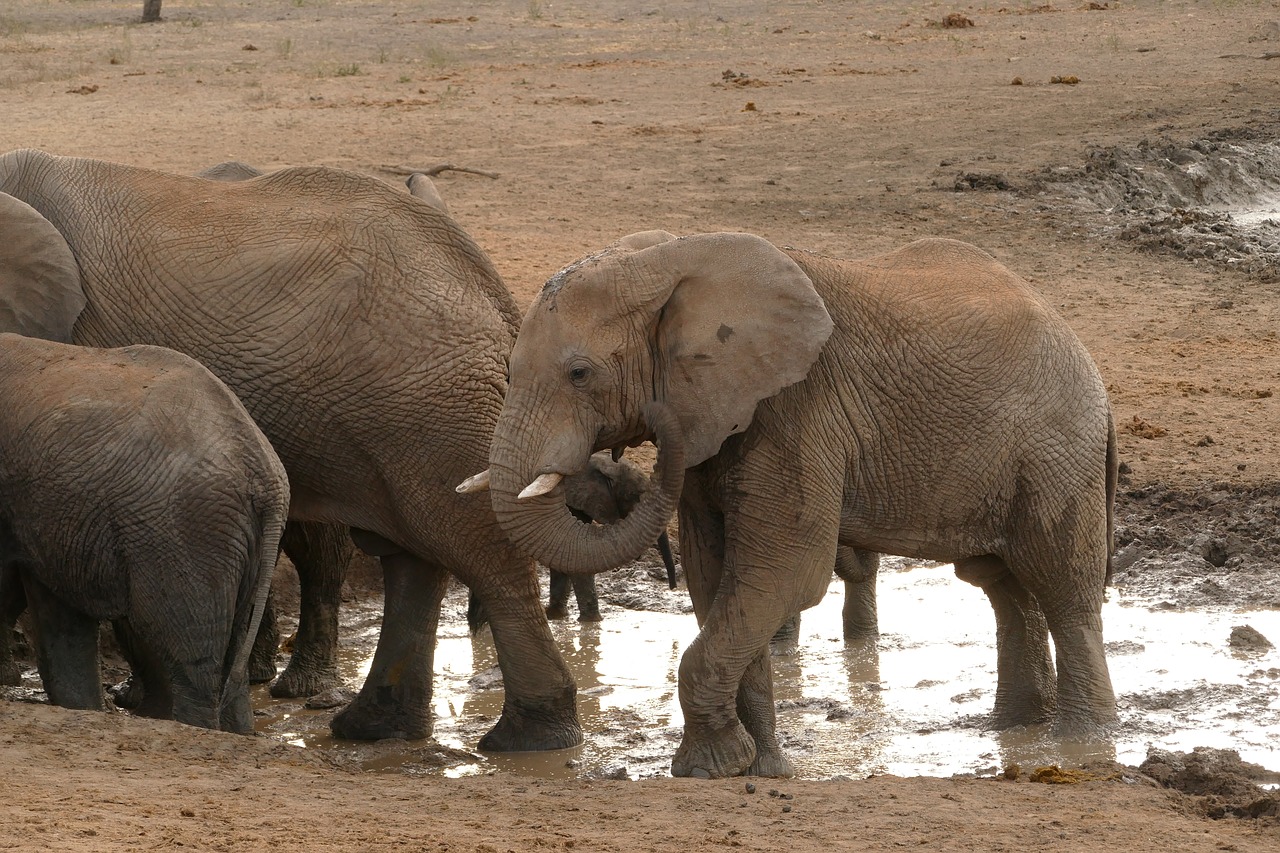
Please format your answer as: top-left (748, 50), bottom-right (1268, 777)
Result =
top-left (252, 558), bottom-right (1280, 780)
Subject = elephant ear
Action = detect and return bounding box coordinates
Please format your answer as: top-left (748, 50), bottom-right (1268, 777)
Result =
top-left (635, 232), bottom-right (833, 467)
top-left (0, 192), bottom-right (85, 343)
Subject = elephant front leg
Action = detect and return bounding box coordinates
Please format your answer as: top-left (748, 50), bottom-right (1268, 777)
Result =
top-left (955, 556), bottom-right (1056, 727)
top-left (671, 469), bottom-right (840, 779)
top-left (330, 551), bottom-right (445, 740)
top-left (670, 491), bottom-right (756, 779)
top-left (569, 574), bottom-right (601, 622)
top-left (739, 650), bottom-right (795, 778)
top-left (545, 570), bottom-right (572, 620)
top-left (474, 565), bottom-right (582, 752)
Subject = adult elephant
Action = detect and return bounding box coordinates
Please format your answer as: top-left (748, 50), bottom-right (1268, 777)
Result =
top-left (464, 230), bottom-right (1118, 778)
top-left (0, 333), bottom-right (287, 732)
top-left (192, 160), bottom-right (436, 702)
top-left (0, 148), bottom-right (579, 750)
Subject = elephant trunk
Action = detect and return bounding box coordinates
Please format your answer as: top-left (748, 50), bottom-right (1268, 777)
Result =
top-left (489, 402), bottom-right (685, 575)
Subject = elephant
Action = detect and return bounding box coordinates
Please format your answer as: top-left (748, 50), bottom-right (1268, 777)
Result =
top-left (0, 332), bottom-right (287, 732)
top-left (465, 451), bottom-right (678, 631)
top-left (463, 230), bottom-right (1119, 778)
top-left (770, 548), bottom-right (879, 647)
top-left (191, 161), bottom-right (410, 702)
top-left (0, 148), bottom-right (581, 751)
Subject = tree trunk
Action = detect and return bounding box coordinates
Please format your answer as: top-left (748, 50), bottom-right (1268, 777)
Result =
top-left (141, 1), bottom-right (162, 23)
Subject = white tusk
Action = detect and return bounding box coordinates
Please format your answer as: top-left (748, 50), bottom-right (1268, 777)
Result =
top-left (455, 469), bottom-right (491, 494)
top-left (518, 472), bottom-right (564, 500)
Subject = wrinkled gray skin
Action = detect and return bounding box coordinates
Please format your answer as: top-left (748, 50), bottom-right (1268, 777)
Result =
top-left (192, 161), bottom-right (442, 702)
top-left (0, 333), bottom-right (287, 732)
top-left (0, 148), bottom-right (581, 751)
top-left (481, 230), bottom-right (1118, 778)
top-left (466, 452), bottom-right (678, 630)
top-left (771, 548), bottom-right (879, 647)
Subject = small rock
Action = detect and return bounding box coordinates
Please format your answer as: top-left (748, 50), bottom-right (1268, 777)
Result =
top-left (1229, 625), bottom-right (1274, 651)
top-left (745, 782), bottom-right (756, 794)
top-left (782, 804), bottom-right (792, 813)
top-left (304, 687), bottom-right (356, 709)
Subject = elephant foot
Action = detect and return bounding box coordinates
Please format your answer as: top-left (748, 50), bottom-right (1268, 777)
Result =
top-left (248, 657), bottom-right (278, 685)
top-left (1050, 704), bottom-right (1118, 740)
top-left (478, 693), bottom-right (583, 752)
top-left (576, 610), bottom-right (603, 623)
top-left (747, 745), bottom-right (796, 779)
top-left (771, 614), bottom-right (801, 647)
top-left (269, 662), bottom-right (342, 699)
top-left (544, 604), bottom-right (570, 621)
top-left (329, 686), bottom-right (432, 741)
top-left (1, 660), bottom-right (22, 686)
top-left (110, 675), bottom-right (145, 710)
top-left (671, 721), bottom-right (756, 779)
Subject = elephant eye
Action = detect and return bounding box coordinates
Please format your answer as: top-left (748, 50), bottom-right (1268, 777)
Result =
top-left (568, 364), bottom-right (591, 385)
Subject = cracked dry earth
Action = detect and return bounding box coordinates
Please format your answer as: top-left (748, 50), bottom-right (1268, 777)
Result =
top-left (3, 1), bottom-right (1280, 850)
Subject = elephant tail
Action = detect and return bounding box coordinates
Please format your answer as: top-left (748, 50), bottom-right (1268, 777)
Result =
top-left (1104, 413), bottom-right (1118, 587)
top-left (218, 492), bottom-right (288, 720)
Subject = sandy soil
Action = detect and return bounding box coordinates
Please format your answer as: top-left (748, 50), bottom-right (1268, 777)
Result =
top-left (3, 0), bottom-right (1280, 849)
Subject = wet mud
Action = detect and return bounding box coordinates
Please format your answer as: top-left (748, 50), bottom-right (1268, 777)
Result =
top-left (959, 129), bottom-right (1280, 280)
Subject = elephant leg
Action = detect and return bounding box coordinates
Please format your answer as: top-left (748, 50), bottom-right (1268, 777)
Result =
top-left (770, 613), bottom-right (801, 648)
top-left (954, 556), bottom-right (1055, 727)
top-left (247, 586), bottom-right (280, 685)
top-left (111, 620), bottom-right (174, 719)
top-left (739, 650), bottom-right (795, 778)
top-left (836, 548), bottom-right (879, 641)
top-left (672, 470), bottom-right (839, 779)
top-left (330, 551), bottom-right (445, 740)
top-left (1005, 517), bottom-right (1117, 735)
top-left (271, 520), bottom-right (347, 698)
top-left (22, 576), bottom-right (105, 711)
top-left (545, 570), bottom-right (572, 620)
top-left (570, 573), bottom-right (601, 623)
top-left (470, 558), bottom-right (581, 752)
top-left (0, 562), bottom-right (26, 686)
top-left (670, 493), bottom-right (754, 779)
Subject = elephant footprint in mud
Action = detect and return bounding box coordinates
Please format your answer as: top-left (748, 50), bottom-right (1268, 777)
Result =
top-left (466, 230), bottom-right (1118, 779)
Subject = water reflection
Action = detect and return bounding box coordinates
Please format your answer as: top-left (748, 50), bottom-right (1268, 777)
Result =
top-left (254, 560), bottom-right (1280, 780)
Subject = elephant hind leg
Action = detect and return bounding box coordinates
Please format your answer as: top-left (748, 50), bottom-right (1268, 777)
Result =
top-left (270, 520), bottom-right (347, 699)
top-left (954, 556), bottom-right (1055, 727)
top-left (999, 529), bottom-right (1117, 735)
top-left (21, 576), bottom-right (105, 711)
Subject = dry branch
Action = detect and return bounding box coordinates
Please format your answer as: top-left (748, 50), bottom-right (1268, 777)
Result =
top-left (379, 163), bottom-right (500, 180)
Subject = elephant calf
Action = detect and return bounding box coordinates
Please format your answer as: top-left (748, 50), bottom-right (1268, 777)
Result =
top-left (464, 451), bottom-right (677, 629)
top-left (0, 334), bottom-right (288, 732)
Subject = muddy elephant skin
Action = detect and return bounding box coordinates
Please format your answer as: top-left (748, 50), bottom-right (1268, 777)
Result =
top-left (480, 231), bottom-right (1118, 778)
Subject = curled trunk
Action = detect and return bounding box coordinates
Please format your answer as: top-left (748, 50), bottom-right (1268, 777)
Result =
top-left (489, 402), bottom-right (685, 574)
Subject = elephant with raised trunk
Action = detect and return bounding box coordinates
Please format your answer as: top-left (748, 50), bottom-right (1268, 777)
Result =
top-left (466, 230), bottom-right (1118, 778)
top-left (0, 333), bottom-right (287, 732)
top-left (0, 148), bottom-right (580, 751)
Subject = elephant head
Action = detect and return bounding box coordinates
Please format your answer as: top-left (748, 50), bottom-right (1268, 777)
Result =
top-left (470, 231), bottom-right (833, 574)
top-left (0, 191), bottom-right (84, 342)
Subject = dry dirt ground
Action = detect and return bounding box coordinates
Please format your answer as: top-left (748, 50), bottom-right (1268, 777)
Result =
top-left (3, 1), bottom-right (1280, 850)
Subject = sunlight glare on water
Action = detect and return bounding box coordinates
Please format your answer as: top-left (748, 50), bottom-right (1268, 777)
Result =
top-left (340, 561), bottom-right (1280, 780)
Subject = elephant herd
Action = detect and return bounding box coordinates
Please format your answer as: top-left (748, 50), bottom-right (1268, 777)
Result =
top-left (0, 148), bottom-right (1118, 779)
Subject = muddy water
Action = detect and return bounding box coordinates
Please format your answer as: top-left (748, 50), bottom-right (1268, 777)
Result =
top-left (253, 558), bottom-right (1280, 780)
